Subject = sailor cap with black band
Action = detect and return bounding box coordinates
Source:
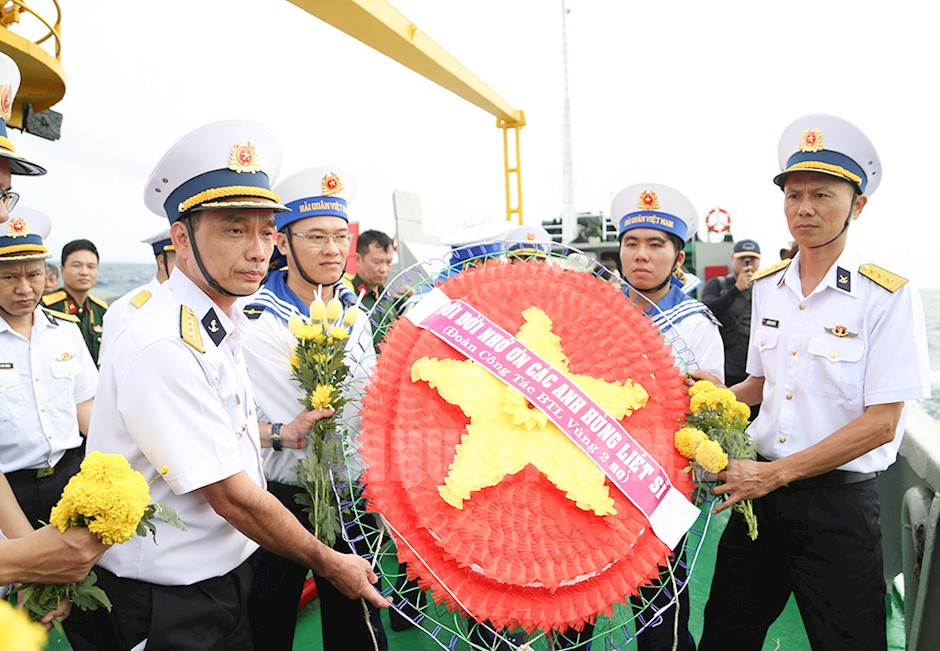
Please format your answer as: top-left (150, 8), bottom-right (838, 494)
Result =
top-left (612, 183), bottom-right (698, 243)
top-left (773, 114), bottom-right (881, 196)
top-left (144, 120), bottom-right (289, 223)
top-left (0, 206), bottom-right (51, 262)
top-left (0, 53), bottom-right (46, 176)
top-left (141, 227), bottom-right (174, 257)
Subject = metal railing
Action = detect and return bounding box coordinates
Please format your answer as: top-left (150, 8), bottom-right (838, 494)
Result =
top-left (880, 403), bottom-right (940, 650)
top-left (0, 0), bottom-right (62, 59)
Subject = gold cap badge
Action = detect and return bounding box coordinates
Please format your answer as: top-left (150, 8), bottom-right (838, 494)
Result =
top-left (228, 141), bottom-right (261, 174)
top-left (5, 217), bottom-right (29, 238)
top-left (636, 190), bottom-right (660, 211)
top-left (321, 172), bottom-right (344, 196)
top-left (799, 128), bottom-right (824, 153)
top-left (0, 85), bottom-right (11, 123)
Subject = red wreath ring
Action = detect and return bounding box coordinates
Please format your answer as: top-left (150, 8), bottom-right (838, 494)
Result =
top-left (360, 262), bottom-right (693, 632)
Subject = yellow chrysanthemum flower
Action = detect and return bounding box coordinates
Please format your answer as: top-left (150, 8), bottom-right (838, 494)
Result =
top-left (326, 297), bottom-right (343, 323)
top-left (329, 326), bottom-right (349, 341)
top-left (290, 353), bottom-right (301, 369)
top-left (674, 426), bottom-right (708, 459)
top-left (694, 439), bottom-right (729, 473)
top-left (49, 451), bottom-right (151, 545)
top-left (292, 322), bottom-right (325, 342)
top-left (0, 599), bottom-right (47, 651)
top-left (309, 296), bottom-right (327, 322)
top-left (343, 308), bottom-right (358, 327)
top-left (309, 384), bottom-right (335, 409)
top-left (733, 401), bottom-right (751, 421)
top-left (688, 380), bottom-right (716, 398)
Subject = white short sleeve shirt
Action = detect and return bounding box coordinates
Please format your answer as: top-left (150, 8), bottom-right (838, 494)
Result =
top-left (746, 249), bottom-right (931, 473)
top-left (88, 271), bottom-right (265, 586)
top-left (0, 308), bottom-right (97, 472)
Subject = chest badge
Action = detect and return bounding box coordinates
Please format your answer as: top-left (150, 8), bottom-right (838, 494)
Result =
top-left (824, 324), bottom-right (858, 338)
top-left (57, 352), bottom-right (74, 361)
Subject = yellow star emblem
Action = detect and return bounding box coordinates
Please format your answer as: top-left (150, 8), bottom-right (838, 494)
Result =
top-left (411, 306), bottom-right (649, 517)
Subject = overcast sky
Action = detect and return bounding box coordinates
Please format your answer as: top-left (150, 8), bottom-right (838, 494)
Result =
top-left (11, 1), bottom-right (940, 286)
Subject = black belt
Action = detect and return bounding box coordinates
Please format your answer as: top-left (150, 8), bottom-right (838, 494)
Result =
top-left (757, 455), bottom-right (878, 489)
top-left (5, 444), bottom-right (83, 482)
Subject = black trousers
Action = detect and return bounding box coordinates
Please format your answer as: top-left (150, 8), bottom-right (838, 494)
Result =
top-left (64, 561), bottom-right (254, 651)
top-left (553, 545), bottom-right (696, 651)
top-left (699, 480), bottom-right (886, 651)
top-left (5, 443), bottom-right (83, 528)
top-left (246, 481), bottom-right (387, 651)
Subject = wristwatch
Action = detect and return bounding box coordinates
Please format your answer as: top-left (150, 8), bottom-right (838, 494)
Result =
top-left (270, 423), bottom-right (283, 451)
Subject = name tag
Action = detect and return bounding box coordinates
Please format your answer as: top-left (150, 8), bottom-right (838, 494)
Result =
top-left (761, 318), bottom-right (779, 329)
top-left (0, 362), bottom-right (13, 370)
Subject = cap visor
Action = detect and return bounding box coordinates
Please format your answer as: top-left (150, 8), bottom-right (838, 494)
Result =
top-left (733, 252), bottom-right (761, 258)
top-left (0, 151), bottom-right (47, 176)
top-left (774, 167), bottom-right (857, 190)
top-left (0, 251), bottom-right (51, 262)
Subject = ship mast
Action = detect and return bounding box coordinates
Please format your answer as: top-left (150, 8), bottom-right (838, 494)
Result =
top-left (560, 0), bottom-right (576, 243)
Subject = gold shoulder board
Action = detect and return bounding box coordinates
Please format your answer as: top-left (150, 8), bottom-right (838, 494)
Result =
top-left (130, 290), bottom-right (152, 308)
top-left (859, 263), bottom-right (908, 293)
top-left (751, 258), bottom-right (792, 282)
top-left (44, 308), bottom-right (79, 323)
top-left (89, 294), bottom-right (109, 309)
top-left (180, 305), bottom-right (205, 353)
top-left (42, 290), bottom-right (67, 306)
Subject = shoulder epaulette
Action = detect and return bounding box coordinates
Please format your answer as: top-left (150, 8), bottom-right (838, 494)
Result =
top-left (859, 263), bottom-right (908, 293)
top-left (340, 273), bottom-right (355, 292)
top-left (42, 307), bottom-right (79, 323)
top-left (242, 303), bottom-right (266, 320)
top-left (42, 290), bottom-right (67, 306)
top-left (751, 259), bottom-right (792, 282)
top-left (89, 294), bottom-right (109, 309)
top-left (129, 290), bottom-right (152, 309)
top-left (179, 305), bottom-right (205, 353)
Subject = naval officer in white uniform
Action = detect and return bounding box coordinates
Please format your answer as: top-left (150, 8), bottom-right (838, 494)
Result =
top-left (74, 121), bottom-right (388, 651)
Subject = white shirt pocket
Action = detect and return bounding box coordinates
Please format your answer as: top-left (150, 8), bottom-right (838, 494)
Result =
top-left (0, 367), bottom-right (22, 422)
top-left (807, 335), bottom-right (865, 401)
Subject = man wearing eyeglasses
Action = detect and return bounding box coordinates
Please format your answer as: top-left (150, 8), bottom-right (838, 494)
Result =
top-left (241, 166), bottom-right (387, 651)
top-left (0, 52), bottom-right (48, 222)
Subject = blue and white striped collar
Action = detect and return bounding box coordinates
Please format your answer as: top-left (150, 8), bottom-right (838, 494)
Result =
top-left (252, 269), bottom-right (358, 324)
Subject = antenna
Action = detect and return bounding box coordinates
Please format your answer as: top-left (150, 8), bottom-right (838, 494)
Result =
top-left (560, 0), bottom-right (576, 243)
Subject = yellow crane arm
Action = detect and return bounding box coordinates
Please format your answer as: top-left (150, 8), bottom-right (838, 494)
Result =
top-left (286, 0), bottom-right (524, 223)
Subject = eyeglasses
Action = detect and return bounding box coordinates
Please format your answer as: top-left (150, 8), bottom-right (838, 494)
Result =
top-left (287, 232), bottom-right (351, 249)
top-left (0, 188), bottom-right (19, 212)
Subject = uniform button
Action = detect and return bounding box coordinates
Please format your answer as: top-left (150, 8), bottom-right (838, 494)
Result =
top-left (46, 434), bottom-right (52, 440)
top-left (790, 349), bottom-right (797, 356)
top-left (34, 376), bottom-right (40, 381)
top-left (760, 340), bottom-right (766, 346)
top-left (248, 408), bottom-right (253, 416)
top-left (799, 304), bottom-right (806, 311)
top-left (830, 352), bottom-right (838, 359)
top-left (786, 393), bottom-right (793, 400)
top-left (241, 424), bottom-right (247, 432)
top-left (779, 436), bottom-right (787, 443)
top-left (40, 406), bottom-right (47, 412)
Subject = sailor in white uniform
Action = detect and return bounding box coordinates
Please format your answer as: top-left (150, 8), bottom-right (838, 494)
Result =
top-left (697, 115), bottom-right (931, 651)
top-left (74, 121), bottom-right (387, 651)
top-left (98, 228), bottom-right (175, 361)
top-left (241, 165), bottom-right (387, 651)
top-left (613, 182), bottom-right (725, 382)
top-left (0, 208), bottom-right (96, 529)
